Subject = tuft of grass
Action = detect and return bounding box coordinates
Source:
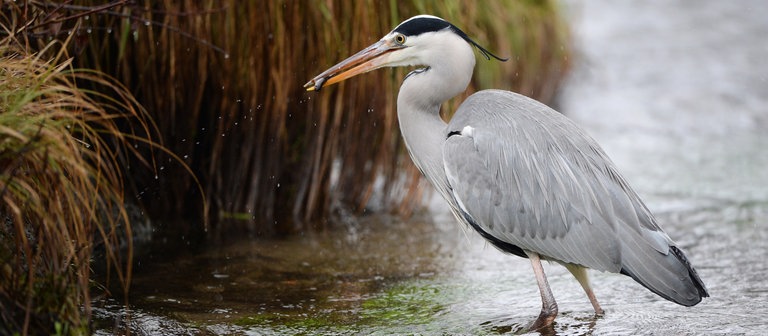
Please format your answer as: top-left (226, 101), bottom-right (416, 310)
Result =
top-left (0, 37), bottom-right (155, 334)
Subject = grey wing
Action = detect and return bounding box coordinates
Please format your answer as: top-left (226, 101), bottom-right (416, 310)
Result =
top-left (443, 90), bottom-right (671, 272)
top-left (442, 90), bottom-right (707, 305)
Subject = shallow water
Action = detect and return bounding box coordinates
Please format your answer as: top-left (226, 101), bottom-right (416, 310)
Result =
top-left (94, 1), bottom-right (768, 335)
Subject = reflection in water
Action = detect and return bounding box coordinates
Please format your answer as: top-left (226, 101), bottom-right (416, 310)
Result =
top-left (94, 1), bottom-right (768, 335)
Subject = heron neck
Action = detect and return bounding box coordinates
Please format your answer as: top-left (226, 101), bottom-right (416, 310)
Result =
top-left (396, 45), bottom-right (474, 199)
top-left (397, 98), bottom-right (451, 198)
top-left (396, 69), bottom-right (467, 199)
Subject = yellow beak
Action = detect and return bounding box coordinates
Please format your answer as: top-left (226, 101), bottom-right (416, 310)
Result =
top-left (304, 39), bottom-right (402, 92)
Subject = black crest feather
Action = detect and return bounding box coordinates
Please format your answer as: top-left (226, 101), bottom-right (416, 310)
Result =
top-left (393, 16), bottom-right (508, 62)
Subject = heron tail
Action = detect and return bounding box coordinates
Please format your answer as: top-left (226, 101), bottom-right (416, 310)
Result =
top-left (620, 244), bottom-right (709, 306)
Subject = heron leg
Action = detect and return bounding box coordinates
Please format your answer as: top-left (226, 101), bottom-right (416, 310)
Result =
top-left (525, 251), bottom-right (558, 329)
top-left (565, 264), bottom-right (604, 316)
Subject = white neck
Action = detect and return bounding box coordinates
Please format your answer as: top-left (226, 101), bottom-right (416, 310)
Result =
top-left (395, 35), bottom-right (476, 198)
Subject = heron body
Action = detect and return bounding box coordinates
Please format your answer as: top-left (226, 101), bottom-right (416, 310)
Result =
top-left (306, 15), bottom-right (708, 327)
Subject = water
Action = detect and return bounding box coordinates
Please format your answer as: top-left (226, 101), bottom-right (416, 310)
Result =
top-left (94, 1), bottom-right (768, 334)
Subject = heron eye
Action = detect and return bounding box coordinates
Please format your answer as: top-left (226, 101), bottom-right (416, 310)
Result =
top-left (395, 34), bottom-right (406, 45)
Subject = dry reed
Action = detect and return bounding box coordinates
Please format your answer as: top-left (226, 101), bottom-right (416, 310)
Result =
top-left (19, 1), bottom-right (567, 235)
top-left (2, 1), bottom-right (570, 229)
top-left (0, 37), bottom-right (154, 336)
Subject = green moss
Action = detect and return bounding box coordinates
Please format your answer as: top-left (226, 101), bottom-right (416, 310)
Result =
top-left (230, 312), bottom-right (355, 335)
top-left (360, 281), bottom-right (445, 326)
top-left (223, 280), bottom-right (445, 333)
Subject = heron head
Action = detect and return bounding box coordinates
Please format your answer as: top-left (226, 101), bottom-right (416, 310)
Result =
top-left (304, 15), bottom-right (506, 92)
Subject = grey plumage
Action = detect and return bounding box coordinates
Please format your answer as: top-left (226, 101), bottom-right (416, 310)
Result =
top-left (442, 90), bottom-right (708, 306)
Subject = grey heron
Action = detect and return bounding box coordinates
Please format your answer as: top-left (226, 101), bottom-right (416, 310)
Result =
top-left (304, 15), bottom-right (708, 328)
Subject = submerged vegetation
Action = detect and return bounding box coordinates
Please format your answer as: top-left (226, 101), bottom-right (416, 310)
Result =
top-left (0, 0), bottom-right (570, 333)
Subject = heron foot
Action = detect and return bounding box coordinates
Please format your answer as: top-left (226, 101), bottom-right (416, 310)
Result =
top-left (594, 306), bottom-right (605, 317)
top-left (529, 306), bottom-right (558, 331)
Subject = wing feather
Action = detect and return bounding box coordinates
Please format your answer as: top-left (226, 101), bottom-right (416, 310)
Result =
top-left (442, 90), bottom-right (672, 272)
top-left (440, 90), bottom-right (707, 305)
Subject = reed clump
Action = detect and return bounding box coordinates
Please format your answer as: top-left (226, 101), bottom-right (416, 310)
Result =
top-left (19, 1), bottom-right (569, 234)
top-left (0, 39), bottom-right (153, 334)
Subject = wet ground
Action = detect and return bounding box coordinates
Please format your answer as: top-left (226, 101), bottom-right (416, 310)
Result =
top-left (94, 1), bottom-right (768, 335)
